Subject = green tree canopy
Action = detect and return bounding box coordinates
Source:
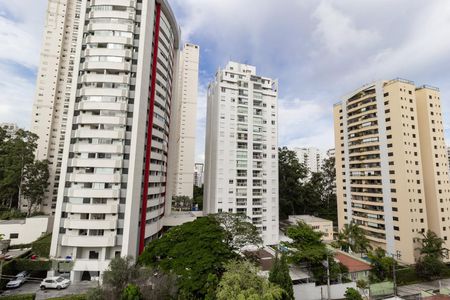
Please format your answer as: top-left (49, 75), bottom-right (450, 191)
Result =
top-left (415, 230), bottom-right (449, 280)
top-left (269, 253), bottom-right (294, 300)
top-left (139, 216), bottom-right (235, 298)
top-left (336, 222), bottom-right (372, 255)
top-left (278, 147), bottom-right (308, 219)
top-left (211, 212), bottom-right (263, 251)
top-left (0, 128), bottom-right (38, 208)
top-left (367, 248), bottom-right (396, 283)
top-left (216, 260), bottom-right (284, 300)
top-left (283, 221), bottom-right (328, 267)
top-left (22, 159), bottom-right (49, 216)
top-left (344, 287), bottom-right (363, 300)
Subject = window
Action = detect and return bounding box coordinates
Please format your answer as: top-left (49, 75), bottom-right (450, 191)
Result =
top-left (9, 233), bottom-right (19, 239)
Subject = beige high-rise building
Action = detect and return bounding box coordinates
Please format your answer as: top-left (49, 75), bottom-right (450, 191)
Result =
top-left (28, 0), bottom-right (82, 214)
top-left (167, 43), bottom-right (199, 200)
top-left (334, 79), bottom-right (450, 264)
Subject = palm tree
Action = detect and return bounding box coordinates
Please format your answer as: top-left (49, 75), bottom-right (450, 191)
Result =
top-left (418, 230), bottom-right (449, 259)
top-left (337, 222), bottom-right (372, 256)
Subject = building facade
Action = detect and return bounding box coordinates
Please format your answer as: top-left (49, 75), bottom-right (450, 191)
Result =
top-left (294, 147), bottom-right (323, 174)
top-left (28, 0), bottom-right (83, 214)
top-left (46, 0), bottom-right (197, 281)
top-left (334, 79), bottom-right (450, 264)
top-left (194, 162), bottom-right (204, 187)
top-left (0, 123), bottom-right (19, 137)
top-left (204, 61), bottom-right (279, 245)
top-left (167, 43), bottom-right (199, 200)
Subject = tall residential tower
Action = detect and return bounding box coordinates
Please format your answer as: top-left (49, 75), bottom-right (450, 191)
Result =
top-left (44, 0), bottom-right (198, 281)
top-left (204, 62), bottom-right (279, 245)
top-left (334, 79), bottom-right (450, 264)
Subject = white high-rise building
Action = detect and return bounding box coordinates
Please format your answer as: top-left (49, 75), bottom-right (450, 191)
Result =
top-left (167, 43), bottom-right (199, 200)
top-left (194, 162), bottom-right (204, 187)
top-left (204, 61), bottom-right (279, 245)
top-left (44, 0), bottom-right (197, 281)
top-left (28, 0), bottom-right (83, 214)
top-left (293, 147), bottom-right (323, 173)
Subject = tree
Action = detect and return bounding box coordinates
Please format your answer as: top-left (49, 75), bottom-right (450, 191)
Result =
top-left (415, 230), bottom-right (449, 280)
top-left (283, 221), bottom-right (328, 268)
top-left (344, 287), bottom-right (363, 300)
top-left (172, 195), bottom-right (193, 211)
top-left (0, 129), bottom-right (38, 208)
top-left (278, 147), bottom-right (308, 219)
top-left (367, 248), bottom-right (395, 283)
top-left (418, 230), bottom-right (449, 259)
top-left (216, 260), bottom-right (284, 300)
top-left (139, 217), bottom-right (235, 298)
top-left (319, 156), bottom-right (337, 223)
top-left (121, 284), bottom-right (142, 300)
top-left (102, 256), bottom-right (140, 298)
top-left (269, 253), bottom-right (294, 300)
top-left (193, 184), bottom-right (203, 210)
top-left (22, 159), bottom-right (49, 216)
top-left (336, 222), bottom-right (372, 255)
top-left (356, 279), bottom-right (369, 298)
top-left (211, 213), bottom-right (263, 251)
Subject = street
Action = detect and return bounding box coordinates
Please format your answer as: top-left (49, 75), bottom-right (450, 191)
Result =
top-left (1, 281), bottom-right (96, 299)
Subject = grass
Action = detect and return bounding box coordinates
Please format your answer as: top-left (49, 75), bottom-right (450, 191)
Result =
top-left (47, 295), bottom-right (86, 300)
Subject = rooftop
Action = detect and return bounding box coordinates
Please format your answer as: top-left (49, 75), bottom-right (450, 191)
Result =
top-left (334, 251), bottom-right (371, 273)
top-left (288, 215), bottom-right (332, 224)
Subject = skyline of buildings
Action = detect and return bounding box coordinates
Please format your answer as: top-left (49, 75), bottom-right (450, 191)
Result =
top-left (204, 61), bottom-right (279, 245)
top-left (334, 78), bottom-right (450, 264)
top-left (28, 0), bottom-right (199, 281)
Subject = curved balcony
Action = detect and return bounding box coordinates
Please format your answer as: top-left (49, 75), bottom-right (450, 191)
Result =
top-left (88, 10), bottom-right (135, 21)
top-left (80, 74), bottom-right (129, 84)
top-left (86, 23), bottom-right (134, 33)
top-left (67, 173), bottom-right (121, 183)
top-left (77, 101), bottom-right (127, 111)
top-left (71, 143), bottom-right (123, 154)
top-left (74, 115), bottom-right (127, 126)
top-left (90, 0), bottom-right (136, 7)
top-left (69, 158), bottom-right (122, 169)
top-left (81, 61), bottom-right (131, 72)
top-left (73, 129), bottom-right (125, 140)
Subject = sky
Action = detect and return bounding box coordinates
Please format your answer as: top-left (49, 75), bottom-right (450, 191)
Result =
top-left (0, 0), bottom-right (450, 163)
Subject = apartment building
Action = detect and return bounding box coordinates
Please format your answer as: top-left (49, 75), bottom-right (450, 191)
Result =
top-left (46, 0), bottom-right (197, 281)
top-left (28, 0), bottom-right (83, 214)
top-left (0, 122), bottom-right (19, 137)
top-left (334, 79), bottom-right (450, 264)
top-left (194, 162), bottom-right (204, 188)
top-left (167, 43), bottom-right (199, 200)
top-left (294, 147), bottom-right (323, 174)
top-left (204, 61), bottom-right (279, 245)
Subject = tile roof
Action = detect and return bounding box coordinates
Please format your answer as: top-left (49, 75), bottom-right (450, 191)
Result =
top-left (335, 252), bottom-right (372, 273)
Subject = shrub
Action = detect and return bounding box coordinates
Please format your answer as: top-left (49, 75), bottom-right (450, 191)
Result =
top-left (31, 234), bottom-right (51, 257)
top-left (0, 294), bottom-right (35, 300)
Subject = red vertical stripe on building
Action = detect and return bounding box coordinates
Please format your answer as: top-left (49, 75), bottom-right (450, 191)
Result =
top-left (139, 3), bottom-right (161, 255)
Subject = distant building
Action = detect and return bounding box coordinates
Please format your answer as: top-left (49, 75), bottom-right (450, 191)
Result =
top-left (293, 147), bottom-right (323, 173)
top-left (0, 122), bottom-right (19, 137)
top-left (327, 148), bottom-right (335, 159)
top-left (194, 163), bottom-right (204, 187)
top-left (288, 215), bottom-right (333, 242)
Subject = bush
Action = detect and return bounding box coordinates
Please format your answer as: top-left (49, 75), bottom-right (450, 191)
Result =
top-left (415, 255), bottom-right (446, 280)
top-left (396, 267), bottom-right (420, 285)
top-left (0, 209), bottom-right (26, 220)
top-left (31, 234), bottom-right (51, 257)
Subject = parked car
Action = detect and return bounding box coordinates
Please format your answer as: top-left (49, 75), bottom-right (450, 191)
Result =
top-left (40, 276), bottom-right (71, 290)
top-left (6, 271), bottom-right (29, 288)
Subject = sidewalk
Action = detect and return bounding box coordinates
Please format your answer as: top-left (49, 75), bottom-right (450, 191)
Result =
top-left (397, 278), bottom-right (450, 297)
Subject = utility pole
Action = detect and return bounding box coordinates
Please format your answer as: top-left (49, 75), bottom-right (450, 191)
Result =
top-left (391, 250), bottom-right (401, 297)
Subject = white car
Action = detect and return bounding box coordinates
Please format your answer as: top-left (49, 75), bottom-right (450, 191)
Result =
top-left (6, 271), bottom-right (29, 288)
top-left (40, 276), bottom-right (71, 290)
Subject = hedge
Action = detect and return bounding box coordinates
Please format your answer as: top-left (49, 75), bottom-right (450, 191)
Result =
top-left (31, 234), bottom-right (51, 258)
top-left (0, 294), bottom-right (35, 300)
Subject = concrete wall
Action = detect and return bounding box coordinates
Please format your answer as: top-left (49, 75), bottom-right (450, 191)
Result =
top-left (293, 282), bottom-right (357, 300)
top-left (0, 216), bottom-right (52, 245)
